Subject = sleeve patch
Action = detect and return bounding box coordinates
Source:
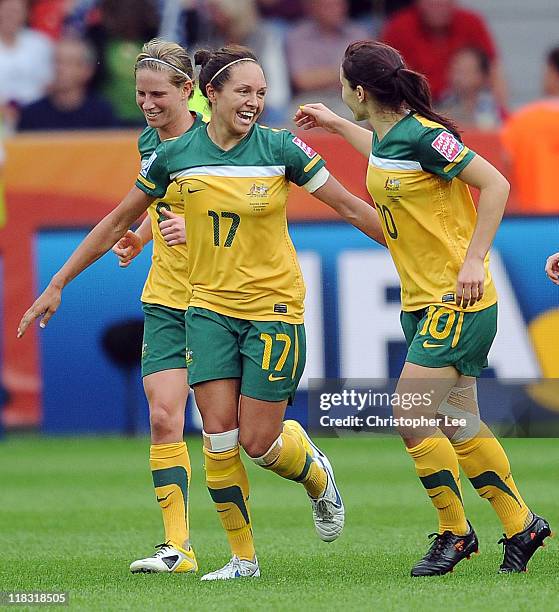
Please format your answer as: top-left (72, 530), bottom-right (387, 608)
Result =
top-left (292, 136), bottom-right (317, 158)
top-left (140, 151), bottom-right (158, 177)
top-left (431, 131), bottom-right (463, 162)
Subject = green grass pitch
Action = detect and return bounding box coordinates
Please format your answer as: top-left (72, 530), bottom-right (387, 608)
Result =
top-left (1, 435), bottom-right (557, 611)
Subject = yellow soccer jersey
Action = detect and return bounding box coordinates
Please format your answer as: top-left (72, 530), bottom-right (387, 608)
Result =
top-left (135, 124), bottom-right (328, 323)
top-left (137, 112), bottom-right (204, 309)
top-left (366, 113), bottom-right (497, 312)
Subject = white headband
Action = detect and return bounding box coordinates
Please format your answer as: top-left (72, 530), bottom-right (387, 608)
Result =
top-left (209, 58), bottom-right (257, 84)
top-left (138, 57), bottom-right (192, 82)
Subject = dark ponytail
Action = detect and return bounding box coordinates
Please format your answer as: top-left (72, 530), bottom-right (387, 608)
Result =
top-left (342, 41), bottom-right (461, 139)
top-left (195, 44), bottom-right (259, 100)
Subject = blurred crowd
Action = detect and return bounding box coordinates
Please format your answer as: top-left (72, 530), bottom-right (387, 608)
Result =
top-left (0, 0), bottom-right (516, 131)
top-left (0, 0), bottom-right (558, 211)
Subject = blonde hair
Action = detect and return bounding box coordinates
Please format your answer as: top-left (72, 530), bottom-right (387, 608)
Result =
top-left (135, 38), bottom-right (193, 88)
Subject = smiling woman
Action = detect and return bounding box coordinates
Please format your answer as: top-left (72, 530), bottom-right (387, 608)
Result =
top-left (195, 46), bottom-right (264, 147)
top-left (294, 39), bottom-right (551, 578)
top-left (16, 38), bottom-right (205, 577)
top-left (134, 44), bottom-right (387, 580)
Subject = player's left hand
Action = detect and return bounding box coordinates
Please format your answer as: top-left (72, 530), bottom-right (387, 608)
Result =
top-left (17, 283), bottom-right (62, 338)
top-left (545, 252), bottom-right (559, 285)
top-left (159, 208), bottom-right (186, 246)
top-left (456, 257), bottom-right (485, 308)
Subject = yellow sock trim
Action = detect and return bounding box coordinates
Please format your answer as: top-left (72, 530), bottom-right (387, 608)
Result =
top-left (150, 442), bottom-right (191, 549)
top-left (204, 446), bottom-right (255, 561)
top-left (453, 422), bottom-right (530, 537)
top-left (407, 434), bottom-right (468, 535)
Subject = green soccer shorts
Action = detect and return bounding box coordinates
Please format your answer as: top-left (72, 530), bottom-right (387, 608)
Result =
top-left (141, 303), bottom-right (188, 377)
top-left (400, 303), bottom-right (497, 377)
top-left (185, 306), bottom-right (306, 403)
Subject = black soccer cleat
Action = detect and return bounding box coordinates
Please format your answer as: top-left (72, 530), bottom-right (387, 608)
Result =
top-left (498, 514), bottom-right (552, 573)
top-left (411, 521), bottom-right (479, 577)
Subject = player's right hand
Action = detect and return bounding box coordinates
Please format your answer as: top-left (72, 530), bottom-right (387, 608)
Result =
top-left (159, 208), bottom-right (186, 246)
top-left (545, 252), bottom-right (559, 285)
top-left (293, 103), bottom-right (342, 134)
top-left (112, 230), bottom-right (143, 268)
top-left (17, 283), bottom-right (62, 338)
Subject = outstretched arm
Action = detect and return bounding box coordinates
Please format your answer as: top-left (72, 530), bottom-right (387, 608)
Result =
top-left (455, 155), bottom-right (509, 308)
top-left (294, 103), bottom-right (373, 158)
top-left (311, 174), bottom-right (386, 246)
top-left (18, 186), bottom-right (155, 336)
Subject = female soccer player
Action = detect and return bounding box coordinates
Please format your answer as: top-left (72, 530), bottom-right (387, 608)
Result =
top-left (135, 44), bottom-right (386, 580)
top-left (18, 44), bottom-right (385, 580)
top-left (117, 39), bottom-right (206, 575)
top-left (20, 38), bottom-right (205, 575)
top-left (295, 40), bottom-right (551, 577)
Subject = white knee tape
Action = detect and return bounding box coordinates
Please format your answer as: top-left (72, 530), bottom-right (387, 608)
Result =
top-left (251, 434), bottom-right (283, 467)
top-left (438, 384), bottom-right (480, 444)
top-left (203, 428), bottom-right (239, 452)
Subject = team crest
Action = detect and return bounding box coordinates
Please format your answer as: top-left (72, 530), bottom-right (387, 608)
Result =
top-left (384, 177), bottom-right (401, 191)
top-left (431, 131), bottom-right (463, 162)
top-left (247, 183), bottom-right (269, 198)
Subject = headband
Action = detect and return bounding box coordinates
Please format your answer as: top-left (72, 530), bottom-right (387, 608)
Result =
top-left (209, 58), bottom-right (257, 84)
top-left (137, 57), bottom-right (192, 82)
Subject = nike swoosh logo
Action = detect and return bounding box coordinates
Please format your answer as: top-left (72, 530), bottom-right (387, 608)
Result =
top-left (156, 492), bottom-right (173, 502)
top-left (422, 340), bottom-right (444, 348)
top-left (187, 188), bottom-right (204, 193)
top-left (268, 373), bottom-right (287, 381)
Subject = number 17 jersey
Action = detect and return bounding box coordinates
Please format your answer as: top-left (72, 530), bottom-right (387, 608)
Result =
top-left (135, 123), bottom-right (327, 324)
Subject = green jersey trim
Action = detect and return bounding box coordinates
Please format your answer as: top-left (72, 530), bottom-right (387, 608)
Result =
top-left (370, 112), bottom-right (475, 181)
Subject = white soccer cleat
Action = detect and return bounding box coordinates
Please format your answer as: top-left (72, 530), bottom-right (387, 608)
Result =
top-left (284, 420), bottom-right (345, 542)
top-left (309, 461), bottom-right (345, 542)
top-left (200, 556), bottom-right (260, 581)
top-left (130, 543), bottom-right (198, 574)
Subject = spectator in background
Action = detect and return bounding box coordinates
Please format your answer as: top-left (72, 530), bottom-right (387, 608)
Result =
top-left (28, 0), bottom-right (69, 39)
top-left (257, 0), bottom-right (373, 22)
top-left (501, 47), bottom-right (559, 214)
top-left (0, 115), bottom-right (5, 228)
top-left (438, 47), bottom-right (503, 130)
top-left (157, 0), bottom-right (202, 47)
top-left (87, 0), bottom-right (159, 126)
top-left (256, 0), bottom-right (304, 22)
top-left (286, 0), bottom-right (368, 119)
top-left (18, 36), bottom-right (116, 131)
top-left (380, 0), bottom-right (507, 109)
top-left (197, 0), bottom-right (290, 125)
top-left (0, 0), bottom-right (54, 123)
top-left (30, 0), bottom-right (100, 40)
